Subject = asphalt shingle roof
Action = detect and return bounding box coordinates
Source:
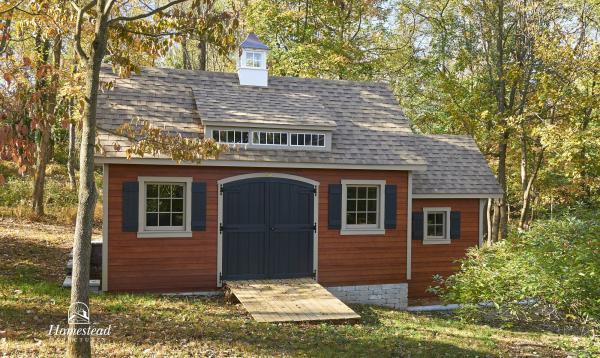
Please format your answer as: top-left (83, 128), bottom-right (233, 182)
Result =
top-left (412, 135), bottom-right (503, 195)
top-left (96, 67), bottom-right (502, 196)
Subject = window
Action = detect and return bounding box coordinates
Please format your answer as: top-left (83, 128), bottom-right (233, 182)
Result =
top-left (423, 207), bottom-right (451, 244)
top-left (137, 177), bottom-right (192, 238)
top-left (145, 183), bottom-right (184, 230)
top-left (253, 131), bottom-right (288, 145)
top-left (290, 133), bottom-right (325, 147)
top-left (212, 129), bottom-right (249, 144)
top-left (207, 127), bottom-right (328, 150)
top-left (346, 186), bottom-right (378, 225)
top-left (341, 180), bottom-right (386, 235)
top-left (245, 51), bottom-right (264, 68)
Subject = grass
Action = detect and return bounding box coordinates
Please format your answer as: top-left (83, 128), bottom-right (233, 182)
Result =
top-left (0, 219), bottom-right (598, 357)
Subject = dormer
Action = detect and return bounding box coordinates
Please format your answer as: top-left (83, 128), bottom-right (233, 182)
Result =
top-left (237, 33), bottom-right (269, 87)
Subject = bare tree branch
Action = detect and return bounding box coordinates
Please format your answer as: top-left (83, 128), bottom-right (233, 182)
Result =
top-left (108, 0), bottom-right (189, 24)
top-left (0, 0), bottom-right (24, 15)
top-left (72, 0), bottom-right (97, 63)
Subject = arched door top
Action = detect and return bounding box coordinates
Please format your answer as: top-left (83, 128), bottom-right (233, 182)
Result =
top-left (218, 173), bottom-right (319, 187)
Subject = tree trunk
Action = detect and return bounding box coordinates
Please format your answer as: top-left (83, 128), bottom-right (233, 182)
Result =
top-left (68, 121), bottom-right (77, 190)
top-left (519, 148), bottom-right (544, 230)
top-left (68, 3), bottom-right (109, 356)
top-left (486, 198), bottom-right (493, 246)
top-left (490, 0), bottom-right (509, 242)
top-left (32, 123), bottom-right (51, 216)
top-left (198, 35), bottom-right (207, 71)
top-left (182, 36), bottom-right (191, 70)
top-left (497, 136), bottom-right (509, 240)
top-left (32, 36), bottom-right (52, 216)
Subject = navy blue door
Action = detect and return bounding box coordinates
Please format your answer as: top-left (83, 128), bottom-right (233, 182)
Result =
top-left (222, 178), bottom-right (314, 280)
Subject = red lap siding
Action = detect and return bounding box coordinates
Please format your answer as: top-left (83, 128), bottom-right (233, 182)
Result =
top-left (409, 199), bottom-right (480, 299)
top-left (106, 164), bottom-right (408, 292)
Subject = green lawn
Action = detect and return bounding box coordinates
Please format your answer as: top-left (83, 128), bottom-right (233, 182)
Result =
top-left (0, 219), bottom-right (597, 357)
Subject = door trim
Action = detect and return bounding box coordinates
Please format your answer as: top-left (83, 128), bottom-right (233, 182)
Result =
top-left (217, 173), bottom-right (319, 287)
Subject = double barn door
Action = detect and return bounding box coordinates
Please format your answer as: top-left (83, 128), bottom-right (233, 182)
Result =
top-left (221, 178), bottom-right (315, 280)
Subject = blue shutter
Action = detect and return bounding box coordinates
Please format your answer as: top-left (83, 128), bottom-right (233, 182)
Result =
top-left (412, 212), bottom-right (423, 240)
top-left (450, 211), bottom-right (461, 239)
top-left (384, 185), bottom-right (397, 229)
top-left (191, 182), bottom-right (206, 231)
top-left (122, 182), bottom-right (139, 232)
top-left (328, 184), bottom-right (342, 229)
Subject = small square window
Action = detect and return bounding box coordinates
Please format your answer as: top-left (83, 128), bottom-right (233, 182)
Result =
top-left (245, 51), bottom-right (263, 68)
top-left (144, 183), bottom-right (186, 230)
top-left (423, 208), bottom-right (451, 244)
top-left (341, 181), bottom-right (385, 235)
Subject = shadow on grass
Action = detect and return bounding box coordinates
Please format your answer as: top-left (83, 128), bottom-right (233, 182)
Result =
top-left (414, 309), bottom-right (595, 338)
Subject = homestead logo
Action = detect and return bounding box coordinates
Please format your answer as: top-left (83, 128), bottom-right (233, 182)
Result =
top-left (48, 302), bottom-right (112, 338)
top-left (68, 302), bottom-right (90, 325)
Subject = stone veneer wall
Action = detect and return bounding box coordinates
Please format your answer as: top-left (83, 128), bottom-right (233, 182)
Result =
top-left (326, 283), bottom-right (408, 309)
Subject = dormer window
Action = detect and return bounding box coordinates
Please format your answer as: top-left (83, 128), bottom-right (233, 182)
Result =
top-left (245, 51), bottom-right (264, 69)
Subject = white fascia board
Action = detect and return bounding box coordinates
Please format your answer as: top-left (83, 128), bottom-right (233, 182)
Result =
top-left (413, 193), bottom-right (503, 199)
top-left (94, 156), bottom-right (428, 171)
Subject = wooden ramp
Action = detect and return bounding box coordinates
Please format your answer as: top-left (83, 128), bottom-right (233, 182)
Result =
top-left (225, 278), bottom-right (361, 323)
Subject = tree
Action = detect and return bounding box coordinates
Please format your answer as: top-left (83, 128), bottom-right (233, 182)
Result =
top-left (390, 0), bottom-right (599, 239)
top-left (68, 1), bottom-right (223, 356)
top-left (244, 0), bottom-right (392, 80)
top-left (1, 0), bottom-right (76, 216)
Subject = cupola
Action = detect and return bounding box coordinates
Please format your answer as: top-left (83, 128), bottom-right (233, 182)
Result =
top-left (237, 33), bottom-right (269, 87)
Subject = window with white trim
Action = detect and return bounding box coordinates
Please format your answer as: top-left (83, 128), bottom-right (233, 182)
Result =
top-left (245, 51), bottom-right (264, 68)
top-left (145, 183), bottom-right (185, 230)
top-left (341, 180), bottom-right (386, 235)
top-left (137, 177), bottom-right (192, 238)
top-left (423, 207), bottom-right (451, 244)
top-left (253, 131), bottom-right (288, 145)
top-left (290, 133), bottom-right (325, 147)
top-left (212, 129), bottom-right (249, 144)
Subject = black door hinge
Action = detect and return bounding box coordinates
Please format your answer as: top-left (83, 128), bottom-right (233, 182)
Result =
top-left (312, 270), bottom-right (317, 279)
top-left (219, 184), bottom-right (224, 195)
top-left (219, 223), bottom-right (223, 233)
top-left (313, 223), bottom-right (317, 233)
top-left (219, 272), bottom-right (223, 283)
top-left (313, 186), bottom-right (317, 195)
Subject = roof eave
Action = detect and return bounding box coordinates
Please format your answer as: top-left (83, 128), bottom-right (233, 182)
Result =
top-left (94, 156), bottom-right (427, 171)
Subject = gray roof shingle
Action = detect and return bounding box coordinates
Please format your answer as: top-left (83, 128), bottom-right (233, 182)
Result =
top-left (96, 67), bottom-right (502, 196)
top-left (412, 135), bottom-right (503, 196)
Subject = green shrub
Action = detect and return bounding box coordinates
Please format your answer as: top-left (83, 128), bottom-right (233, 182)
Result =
top-left (434, 210), bottom-right (600, 323)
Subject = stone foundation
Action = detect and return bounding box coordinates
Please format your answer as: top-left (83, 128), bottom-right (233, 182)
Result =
top-left (326, 283), bottom-right (408, 309)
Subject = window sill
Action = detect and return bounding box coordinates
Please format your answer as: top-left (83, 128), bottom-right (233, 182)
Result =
top-left (422, 238), bottom-right (451, 245)
top-left (340, 229), bottom-right (386, 236)
top-left (137, 231), bottom-right (192, 239)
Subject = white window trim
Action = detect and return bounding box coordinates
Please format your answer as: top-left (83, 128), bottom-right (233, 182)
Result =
top-left (241, 50), bottom-right (267, 69)
top-left (206, 127), bottom-right (331, 152)
top-left (423, 207), bottom-right (451, 245)
top-left (137, 176), bottom-right (193, 238)
top-left (340, 179), bottom-right (386, 235)
top-left (252, 131), bottom-right (289, 146)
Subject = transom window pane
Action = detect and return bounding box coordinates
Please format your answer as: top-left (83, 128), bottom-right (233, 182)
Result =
top-left (212, 130), bottom-right (249, 144)
top-left (290, 133), bottom-right (326, 147)
top-left (245, 52), bottom-right (263, 68)
top-left (253, 131), bottom-right (288, 145)
top-left (426, 212), bottom-right (446, 238)
top-left (346, 185), bottom-right (378, 225)
top-left (146, 183), bottom-right (185, 228)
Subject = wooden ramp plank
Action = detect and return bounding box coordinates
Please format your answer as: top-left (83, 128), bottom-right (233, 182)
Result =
top-left (226, 278), bottom-right (360, 323)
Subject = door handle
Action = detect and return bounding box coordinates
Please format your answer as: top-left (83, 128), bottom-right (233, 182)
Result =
top-left (270, 227), bottom-right (277, 231)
